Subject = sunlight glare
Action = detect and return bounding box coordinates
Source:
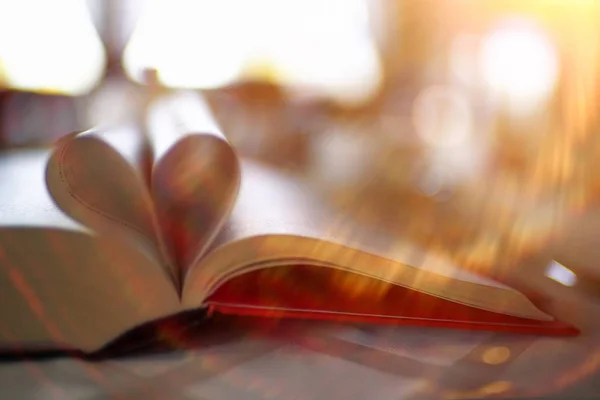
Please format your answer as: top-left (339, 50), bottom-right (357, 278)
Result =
top-left (123, 0), bottom-right (381, 104)
top-left (481, 22), bottom-right (558, 111)
top-left (0, 0), bottom-right (106, 95)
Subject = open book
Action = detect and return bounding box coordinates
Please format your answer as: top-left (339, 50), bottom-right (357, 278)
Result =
top-left (0, 93), bottom-right (576, 356)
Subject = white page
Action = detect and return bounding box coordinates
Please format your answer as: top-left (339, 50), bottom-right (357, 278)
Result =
top-left (0, 227), bottom-right (179, 353)
top-left (0, 148), bottom-right (85, 231)
top-left (0, 148), bottom-right (180, 352)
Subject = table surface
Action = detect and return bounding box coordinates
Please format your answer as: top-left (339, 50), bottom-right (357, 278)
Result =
top-left (2, 308), bottom-right (600, 400)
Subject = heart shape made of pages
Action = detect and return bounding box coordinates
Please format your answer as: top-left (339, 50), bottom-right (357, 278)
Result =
top-left (152, 133), bottom-right (241, 274)
top-left (46, 125), bottom-right (240, 285)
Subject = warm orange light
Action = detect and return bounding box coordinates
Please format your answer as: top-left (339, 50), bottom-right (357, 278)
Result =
top-left (481, 22), bottom-right (558, 111)
top-left (123, 0), bottom-right (381, 105)
top-left (482, 346), bottom-right (511, 365)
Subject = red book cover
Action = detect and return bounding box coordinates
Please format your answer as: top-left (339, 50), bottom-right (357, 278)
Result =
top-left (207, 265), bottom-right (577, 336)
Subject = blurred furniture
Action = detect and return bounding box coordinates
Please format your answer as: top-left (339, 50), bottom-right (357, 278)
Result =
top-left (0, 91), bottom-right (81, 149)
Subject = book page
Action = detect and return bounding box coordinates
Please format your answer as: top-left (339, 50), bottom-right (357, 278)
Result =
top-left (0, 227), bottom-right (179, 353)
top-left (183, 161), bottom-right (552, 321)
top-left (147, 92), bottom-right (240, 280)
top-left (45, 126), bottom-right (177, 283)
top-left (0, 148), bottom-right (84, 231)
top-left (0, 147), bottom-right (180, 353)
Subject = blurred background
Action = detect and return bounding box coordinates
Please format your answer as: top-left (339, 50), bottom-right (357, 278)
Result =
top-left (1, 0), bottom-right (600, 283)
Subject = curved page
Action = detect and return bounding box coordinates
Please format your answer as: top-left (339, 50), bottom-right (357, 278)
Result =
top-left (183, 161), bottom-right (552, 321)
top-left (148, 92), bottom-right (240, 278)
top-left (46, 127), bottom-right (176, 282)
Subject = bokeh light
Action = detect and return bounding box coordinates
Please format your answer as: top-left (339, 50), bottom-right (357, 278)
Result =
top-left (412, 85), bottom-right (488, 196)
top-left (481, 346), bottom-right (511, 365)
top-left (481, 20), bottom-right (559, 112)
top-left (122, 0), bottom-right (381, 104)
top-left (0, 0), bottom-right (106, 95)
top-left (412, 86), bottom-right (473, 147)
top-left (545, 260), bottom-right (577, 286)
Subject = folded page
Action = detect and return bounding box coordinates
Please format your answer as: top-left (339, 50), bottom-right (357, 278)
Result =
top-left (148, 92), bottom-right (240, 279)
top-left (46, 126), bottom-right (176, 282)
